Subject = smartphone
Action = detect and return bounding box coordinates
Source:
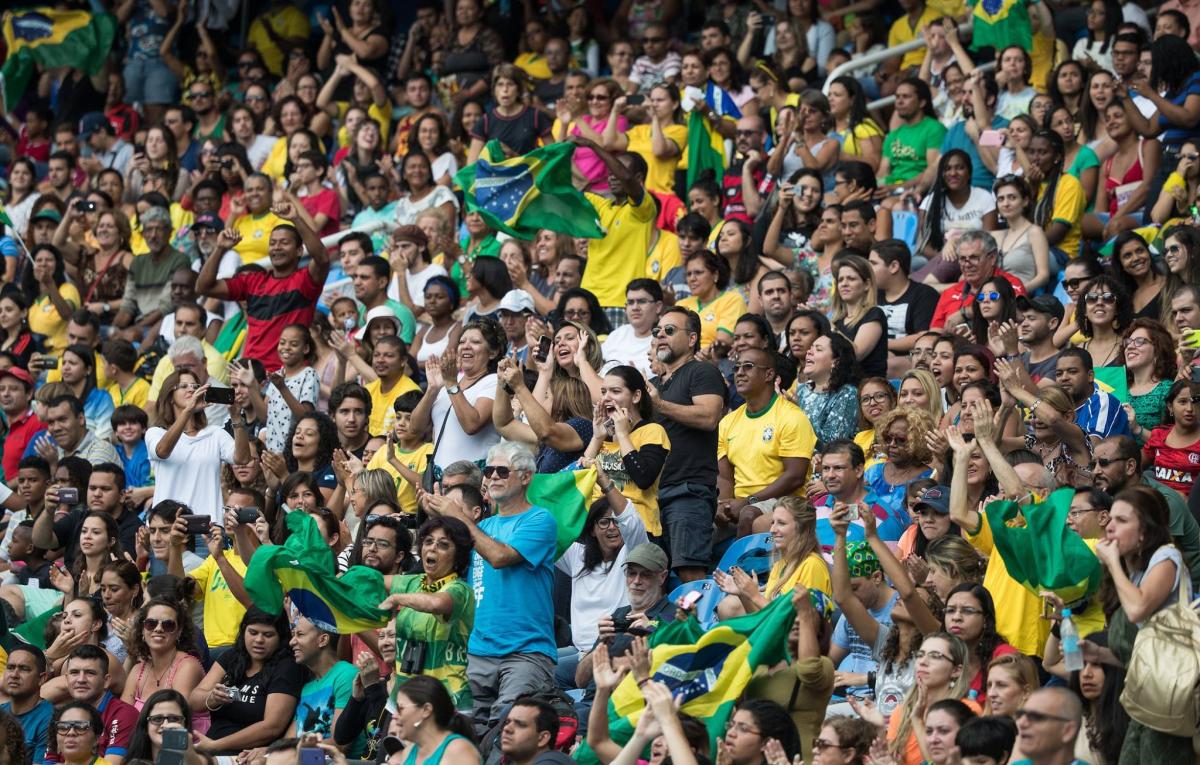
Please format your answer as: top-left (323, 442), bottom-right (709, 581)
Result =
top-left (299, 747), bottom-right (325, 765)
top-left (760, 14), bottom-right (775, 26)
top-left (74, 199), bottom-right (97, 213)
top-left (1042, 596), bottom-right (1056, 620)
top-left (626, 94), bottom-right (645, 106)
top-left (181, 514), bottom-right (212, 535)
top-left (978, 129), bottom-right (1004, 147)
top-left (534, 335), bottom-right (552, 363)
top-left (204, 386), bottom-right (235, 405)
top-left (236, 506), bottom-right (261, 524)
top-left (133, 144), bottom-right (146, 155)
top-left (1192, 365), bottom-right (1200, 384)
top-left (32, 356), bottom-right (59, 371)
top-left (162, 729), bottom-right (189, 752)
top-left (679, 590), bottom-right (703, 609)
top-left (57, 487), bottom-right (79, 505)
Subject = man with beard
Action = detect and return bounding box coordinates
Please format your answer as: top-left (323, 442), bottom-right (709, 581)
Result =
top-left (601, 279), bottom-right (662, 378)
top-left (1090, 435), bottom-right (1200, 588)
top-left (145, 311), bottom-right (232, 423)
top-left (871, 240), bottom-right (939, 370)
top-left (329, 383), bottom-right (373, 458)
top-left (649, 307), bottom-right (726, 582)
top-left (1014, 296), bottom-right (1063, 383)
top-left (879, 77), bottom-right (945, 195)
top-left (44, 151), bottom-right (82, 206)
top-left (725, 115), bottom-right (772, 221)
top-left (1054, 348), bottom-right (1131, 439)
top-left (930, 230), bottom-right (1026, 329)
top-left (533, 39), bottom-right (572, 109)
top-left (755, 271), bottom-right (793, 351)
top-left (187, 82), bottom-right (224, 141)
top-left (1171, 285), bottom-right (1200, 375)
top-left (942, 68), bottom-right (1007, 192)
top-left (155, 266), bottom-right (226, 346)
top-left (112, 207), bottom-right (192, 342)
top-left (498, 698), bottom-right (572, 765)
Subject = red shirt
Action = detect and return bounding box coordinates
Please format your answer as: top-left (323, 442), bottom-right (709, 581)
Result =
top-left (300, 187), bottom-right (342, 240)
top-left (224, 267), bottom-right (321, 371)
top-left (4, 409), bottom-right (44, 481)
top-left (1143, 426), bottom-right (1200, 498)
top-left (931, 269), bottom-right (1027, 329)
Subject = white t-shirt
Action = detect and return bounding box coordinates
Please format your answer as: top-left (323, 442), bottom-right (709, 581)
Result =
top-left (159, 308), bottom-right (223, 346)
top-left (431, 152), bottom-right (459, 182)
top-left (554, 500), bottom-right (648, 651)
top-left (394, 185), bottom-right (459, 227)
top-left (387, 262), bottom-right (448, 307)
top-left (430, 373), bottom-right (500, 470)
top-left (919, 187), bottom-right (996, 233)
top-left (146, 425), bottom-right (237, 515)
top-left (245, 135), bottom-right (277, 170)
top-left (601, 324), bottom-right (654, 379)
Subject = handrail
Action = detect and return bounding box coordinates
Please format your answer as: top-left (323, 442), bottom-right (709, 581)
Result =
top-left (866, 60), bottom-right (997, 111)
top-left (822, 21), bottom-right (973, 94)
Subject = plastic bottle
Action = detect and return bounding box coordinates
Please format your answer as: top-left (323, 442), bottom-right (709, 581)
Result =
top-left (1061, 608), bottom-right (1083, 672)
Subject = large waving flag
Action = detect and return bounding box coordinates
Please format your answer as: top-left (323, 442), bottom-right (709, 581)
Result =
top-left (970, 0), bottom-right (1031, 51)
top-left (575, 594), bottom-right (796, 764)
top-left (1, 8), bottom-right (116, 112)
top-left (685, 110), bottom-right (726, 192)
top-left (984, 489), bottom-right (1102, 606)
top-left (529, 467), bottom-right (598, 558)
top-left (454, 140), bottom-right (604, 241)
top-left (245, 512), bottom-right (391, 634)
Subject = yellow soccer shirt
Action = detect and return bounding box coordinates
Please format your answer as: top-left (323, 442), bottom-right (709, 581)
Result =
top-left (336, 101), bottom-right (392, 149)
top-left (581, 191), bottom-right (657, 308)
top-left (764, 552), bottom-right (832, 603)
top-left (232, 211), bottom-right (287, 264)
top-left (260, 136), bottom-right (288, 181)
top-left (718, 394), bottom-right (817, 499)
top-left (626, 123), bottom-right (688, 195)
top-left (889, 8), bottom-right (940, 70)
top-left (29, 283), bottom-right (81, 355)
top-left (678, 289), bottom-right (747, 348)
top-left (48, 350), bottom-right (110, 389)
top-left (367, 376), bottom-right (422, 437)
top-left (1039, 173), bottom-right (1086, 261)
top-left (247, 6), bottom-right (310, 76)
top-left (588, 421), bottom-right (672, 535)
top-left (646, 229), bottom-right (681, 282)
top-left (967, 512), bottom-right (1050, 656)
top-left (106, 377), bottom-right (150, 409)
top-left (366, 441), bottom-right (433, 514)
top-left (190, 551), bottom-right (248, 647)
top-left (514, 52), bottom-right (552, 81)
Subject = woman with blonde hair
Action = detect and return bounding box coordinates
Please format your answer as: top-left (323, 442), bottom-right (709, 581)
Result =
top-left (898, 369), bottom-right (945, 424)
top-left (715, 496), bottom-right (829, 620)
top-left (531, 319), bottom-right (604, 407)
top-left (996, 362), bottom-right (1093, 487)
top-left (865, 407), bottom-right (936, 529)
top-left (885, 632), bottom-right (979, 765)
top-left (831, 253), bottom-right (887, 377)
top-left (984, 652), bottom-right (1039, 717)
top-left (921, 536), bottom-right (988, 598)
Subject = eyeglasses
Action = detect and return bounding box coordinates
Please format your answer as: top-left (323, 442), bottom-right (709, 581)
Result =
top-left (1087, 457), bottom-right (1123, 470)
top-left (361, 537), bottom-right (394, 550)
top-left (483, 465), bottom-right (512, 479)
top-left (238, 60), bottom-right (257, 68)
top-left (733, 361), bottom-right (769, 373)
top-left (944, 605), bottom-right (983, 617)
top-left (976, 291), bottom-right (1001, 302)
top-left (1123, 336), bottom-right (1150, 349)
top-left (914, 649), bottom-right (954, 662)
top-left (651, 325), bottom-right (682, 338)
top-left (883, 434), bottom-right (909, 446)
top-left (564, 309), bottom-right (590, 319)
top-left (812, 740), bottom-right (850, 752)
top-left (587, 94), bottom-right (610, 101)
top-left (860, 392), bottom-right (891, 405)
top-left (595, 516), bottom-right (618, 529)
top-left (1067, 506), bottom-right (1097, 519)
top-left (1014, 708), bottom-right (1071, 724)
top-left (735, 130), bottom-right (761, 137)
top-left (142, 618), bottom-right (178, 633)
top-left (55, 721), bottom-right (92, 734)
top-left (1085, 292), bottom-right (1116, 305)
top-left (147, 715), bottom-right (186, 727)
top-left (189, 91), bottom-right (212, 99)
top-left (724, 720), bottom-right (762, 736)
top-left (1062, 277), bottom-right (1089, 291)
top-left (958, 252), bottom-right (990, 265)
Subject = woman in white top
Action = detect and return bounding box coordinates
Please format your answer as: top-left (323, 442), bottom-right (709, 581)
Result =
top-left (411, 318), bottom-right (504, 471)
top-left (410, 276), bottom-right (461, 367)
top-left (3, 159), bottom-right (40, 246)
top-left (394, 151), bottom-right (458, 228)
top-left (994, 46), bottom-right (1037, 120)
top-left (1073, 0), bottom-right (1121, 74)
top-left (916, 150), bottom-right (997, 283)
top-left (1095, 484), bottom-right (1181, 626)
top-left (412, 113), bottom-right (460, 187)
top-left (146, 370), bottom-right (250, 514)
top-left (387, 225), bottom-right (447, 319)
top-left (226, 105), bottom-right (276, 170)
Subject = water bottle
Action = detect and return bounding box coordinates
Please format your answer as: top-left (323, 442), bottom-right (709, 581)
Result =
top-left (1061, 608), bottom-right (1084, 672)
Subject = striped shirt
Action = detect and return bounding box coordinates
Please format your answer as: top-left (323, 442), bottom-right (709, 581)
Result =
top-left (1075, 384), bottom-right (1132, 440)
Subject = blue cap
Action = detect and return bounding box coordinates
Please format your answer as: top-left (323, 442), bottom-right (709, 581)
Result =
top-left (79, 112), bottom-right (111, 138)
top-left (915, 485), bottom-right (951, 515)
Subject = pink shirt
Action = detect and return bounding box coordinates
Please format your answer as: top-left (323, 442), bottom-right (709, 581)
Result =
top-left (571, 114), bottom-right (629, 191)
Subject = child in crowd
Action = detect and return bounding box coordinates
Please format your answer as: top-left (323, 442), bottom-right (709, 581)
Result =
top-left (366, 390), bottom-right (432, 515)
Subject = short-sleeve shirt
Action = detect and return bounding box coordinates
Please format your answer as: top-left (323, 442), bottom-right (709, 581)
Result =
top-left (263, 367), bottom-right (320, 454)
top-left (878, 282), bottom-right (939, 340)
top-left (835, 306), bottom-right (888, 378)
top-left (223, 268), bottom-right (321, 370)
top-left (295, 661), bottom-right (359, 743)
top-left (655, 360), bottom-right (728, 488)
top-left (231, 212), bottom-right (287, 264)
top-left (1039, 173), bottom-right (1087, 259)
top-left (470, 107), bottom-right (553, 157)
top-left (146, 425), bottom-right (236, 518)
top-left (367, 376), bottom-right (423, 438)
top-left (468, 505), bottom-right (558, 659)
top-left (626, 123), bottom-right (688, 194)
top-left (98, 692), bottom-right (139, 760)
top-left (0, 698), bottom-right (52, 764)
top-left (210, 654), bottom-right (304, 740)
top-left (888, 7), bottom-right (940, 70)
top-left (883, 117), bottom-right (947, 186)
top-left (366, 442), bottom-right (432, 514)
top-left (581, 191), bottom-right (657, 308)
top-left (190, 552), bottom-right (248, 647)
top-left (1144, 427), bottom-right (1200, 498)
top-left (967, 511), bottom-right (1049, 656)
top-left (120, 247), bottom-right (191, 319)
top-left (717, 395), bottom-right (816, 498)
top-left (391, 574), bottom-right (475, 709)
top-left (29, 283), bottom-right (81, 355)
top-left (1159, 71), bottom-right (1200, 146)
top-left (763, 552), bottom-right (831, 602)
top-left (677, 290), bottom-right (749, 349)
top-left (299, 187), bottom-right (342, 240)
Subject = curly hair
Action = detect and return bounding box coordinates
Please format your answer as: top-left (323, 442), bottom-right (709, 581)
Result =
top-left (46, 702), bottom-right (101, 758)
top-left (283, 412), bottom-right (339, 474)
top-left (1121, 317), bottom-right (1178, 385)
top-left (128, 597), bottom-right (199, 664)
top-left (823, 716), bottom-right (877, 765)
top-left (1074, 274), bottom-right (1132, 338)
top-left (872, 406), bottom-right (936, 465)
top-left (0, 709), bottom-right (27, 765)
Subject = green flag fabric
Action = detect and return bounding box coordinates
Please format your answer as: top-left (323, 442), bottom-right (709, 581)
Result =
top-left (527, 468), bottom-right (598, 558)
top-left (454, 140), bottom-right (604, 241)
top-left (1, 8), bottom-right (116, 112)
top-left (984, 488), bottom-right (1103, 606)
top-left (686, 110), bottom-right (725, 192)
top-left (244, 512), bottom-right (391, 634)
top-left (574, 594), bottom-right (796, 764)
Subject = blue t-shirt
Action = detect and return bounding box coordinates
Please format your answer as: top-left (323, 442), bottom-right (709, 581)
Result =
top-left (119, 440), bottom-right (152, 488)
top-left (833, 591), bottom-right (898, 697)
top-left (1159, 71), bottom-right (1200, 146)
top-left (295, 661), bottom-right (361, 752)
top-left (942, 115), bottom-right (1009, 191)
top-left (468, 505), bottom-right (558, 659)
top-left (0, 698), bottom-right (52, 764)
top-left (862, 463), bottom-right (924, 541)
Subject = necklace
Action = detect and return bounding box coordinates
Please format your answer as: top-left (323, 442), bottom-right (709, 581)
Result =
top-left (148, 650), bottom-right (178, 691)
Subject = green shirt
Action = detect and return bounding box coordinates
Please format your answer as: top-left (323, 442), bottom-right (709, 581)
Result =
top-left (358, 300), bottom-right (418, 344)
top-left (120, 246), bottom-right (192, 319)
top-left (390, 573), bottom-right (475, 710)
top-left (883, 117), bottom-right (948, 186)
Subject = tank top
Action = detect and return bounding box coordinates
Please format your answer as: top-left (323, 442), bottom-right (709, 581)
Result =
top-left (1103, 143), bottom-right (1145, 216)
top-left (416, 327), bottom-right (452, 365)
top-left (134, 654), bottom-right (211, 732)
top-left (401, 734), bottom-right (467, 765)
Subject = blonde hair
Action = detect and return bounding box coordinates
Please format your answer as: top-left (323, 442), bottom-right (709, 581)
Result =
top-left (830, 253), bottom-right (878, 326)
top-left (766, 496), bottom-right (820, 599)
top-left (872, 406), bottom-right (936, 465)
top-left (900, 369), bottom-right (945, 423)
top-left (983, 653), bottom-right (1040, 715)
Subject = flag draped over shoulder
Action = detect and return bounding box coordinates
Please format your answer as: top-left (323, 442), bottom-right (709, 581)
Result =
top-left (686, 110), bottom-right (725, 192)
top-left (528, 468), bottom-right (597, 558)
top-left (574, 594), bottom-right (796, 765)
top-left (454, 140), bottom-right (604, 241)
top-left (245, 512), bottom-right (391, 634)
top-left (985, 489), bottom-right (1103, 606)
top-left (1, 8), bottom-right (116, 112)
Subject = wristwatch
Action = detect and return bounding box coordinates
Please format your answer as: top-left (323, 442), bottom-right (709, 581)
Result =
top-left (446, 384), bottom-right (461, 395)
top-left (747, 495), bottom-right (760, 506)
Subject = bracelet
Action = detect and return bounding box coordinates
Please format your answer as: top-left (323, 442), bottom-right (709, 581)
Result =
top-left (636, 677), bottom-right (651, 688)
top-left (205, 691), bottom-right (222, 711)
top-left (1030, 397), bottom-right (1043, 415)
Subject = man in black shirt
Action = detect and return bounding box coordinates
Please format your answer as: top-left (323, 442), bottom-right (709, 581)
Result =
top-left (649, 307), bottom-right (726, 582)
top-left (870, 239), bottom-right (938, 376)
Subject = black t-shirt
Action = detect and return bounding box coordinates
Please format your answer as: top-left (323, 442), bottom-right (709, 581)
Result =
top-left (836, 306), bottom-right (889, 378)
top-left (878, 281), bottom-right (939, 341)
top-left (470, 106), bottom-right (554, 157)
top-left (208, 654), bottom-right (305, 742)
top-left (654, 359), bottom-right (727, 488)
top-left (53, 506), bottom-right (141, 569)
top-left (533, 77), bottom-right (566, 106)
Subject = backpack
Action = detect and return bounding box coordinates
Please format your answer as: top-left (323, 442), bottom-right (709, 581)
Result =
top-left (1119, 563), bottom-right (1200, 737)
top-left (478, 689), bottom-right (580, 765)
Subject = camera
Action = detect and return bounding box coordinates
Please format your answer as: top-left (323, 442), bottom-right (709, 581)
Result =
top-left (225, 686), bottom-right (244, 703)
top-left (57, 487), bottom-right (79, 505)
top-left (221, 158), bottom-right (234, 170)
top-left (399, 641), bottom-right (427, 674)
top-left (235, 506), bottom-right (261, 524)
top-left (181, 514), bottom-right (212, 535)
top-left (75, 200), bottom-right (96, 213)
top-left (204, 386), bottom-right (235, 405)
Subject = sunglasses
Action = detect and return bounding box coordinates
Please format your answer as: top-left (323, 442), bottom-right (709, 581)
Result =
top-left (142, 618), bottom-right (178, 633)
top-left (1087, 457), bottom-right (1123, 470)
top-left (732, 361), bottom-right (768, 373)
top-left (651, 325), bottom-right (682, 338)
top-left (1167, 244), bottom-right (1185, 254)
top-left (1084, 292), bottom-right (1116, 305)
top-left (189, 91), bottom-right (212, 99)
top-left (976, 291), bottom-right (1001, 302)
top-left (55, 721), bottom-right (92, 734)
top-left (1014, 708), bottom-right (1071, 724)
top-left (587, 94), bottom-right (610, 101)
top-left (1062, 277), bottom-right (1089, 290)
top-left (147, 714), bottom-right (186, 726)
top-left (483, 465), bottom-right (512, 479)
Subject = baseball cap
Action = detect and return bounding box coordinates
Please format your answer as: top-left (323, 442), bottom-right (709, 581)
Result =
top-left (79, 112), bottom-right (111, 138)
top-left (0, 368), bottom-right (34, 390)
top-left (1015, 295), bottom-right (1065, 322)
top-left (497, 289), bottom-right (535, 315)
top-left (624, 542), bottom-right (668, 573)
top-left (392, 224), bottom-right (428, 249)
top-left (193, 212), bottom-right (224, 231)
top-left (31, 209), bottom-right (62, 225)
top-left (914, 485), bottom-right (951, 516)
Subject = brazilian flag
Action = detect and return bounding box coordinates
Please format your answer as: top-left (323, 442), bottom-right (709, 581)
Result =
top-left (985, 489), bottom-right (1103, 606)
top-left (686, 110), bottom-right (726, 192)
top-left (454, 140), bottom-right (604, 241)
top-left (244, 512), bottom-right (391, 634)
top-left (529, 468), bottom-right (598, 558)
top-left (1, 8), bottom-right (117, 112)
top-left (575, 594), bottom-right (797, 764)
top-left (969, 0), bottom-right (1031, 51)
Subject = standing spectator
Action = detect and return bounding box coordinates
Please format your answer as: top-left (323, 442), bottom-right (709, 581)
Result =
top-left (111, 207), bottom-right (190, 344)
top-left (630, 24), bottom-right (682, 93)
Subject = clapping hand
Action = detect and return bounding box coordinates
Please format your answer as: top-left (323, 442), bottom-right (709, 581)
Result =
top-left (271, 200), bottom-right (297, 221)
top-left (592, 642), bottom-right (629, 693)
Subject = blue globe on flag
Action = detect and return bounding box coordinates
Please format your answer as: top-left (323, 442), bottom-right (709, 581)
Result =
top-left (474, 159), bottom-right (534, 224)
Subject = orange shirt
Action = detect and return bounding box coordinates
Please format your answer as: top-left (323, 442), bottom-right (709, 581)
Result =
top-left (887, 697), bottom-right (982, 765)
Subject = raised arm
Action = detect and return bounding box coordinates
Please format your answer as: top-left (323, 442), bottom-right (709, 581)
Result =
top-left (196, 230), bottom-right (238, 299)
top-left (271, 200), bottom-right (329, 283)
top-left (569, 134), bottom-right (643, 202)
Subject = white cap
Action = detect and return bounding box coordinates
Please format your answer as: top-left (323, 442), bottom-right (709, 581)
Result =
top-left (355, 305), bottom-right (402, 341)
top-left (498, 289), bottom-right (535, 315)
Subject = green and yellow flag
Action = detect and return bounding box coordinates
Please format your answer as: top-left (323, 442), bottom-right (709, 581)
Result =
top-left (985, 489), bottom-right (1103, 606)
top-left (575, 593), bottom-right (796, 764)
top-left (1, 8), bottom-right (117, 112)
top-left (454, 140), bottom-right (604, 241)
top-left (528, 468), bottom-right (598, 558)
top-left (685, 110), bottom-right (725, 192)
top-left (244, 512), bottom-right (391, 634)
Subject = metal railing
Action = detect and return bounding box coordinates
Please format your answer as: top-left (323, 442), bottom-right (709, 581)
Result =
top-left (822, 21), bottom-right (974, 95)
top-left (867, 60), bottom-right (997, 111)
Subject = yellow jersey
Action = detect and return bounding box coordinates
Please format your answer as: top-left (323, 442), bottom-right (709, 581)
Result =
top-left (677, 290), bottom-right (747, 348)
top-left (366, 441), bottom-right (433, 514)
top-left (717, 395), bottom-right (817, 498)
